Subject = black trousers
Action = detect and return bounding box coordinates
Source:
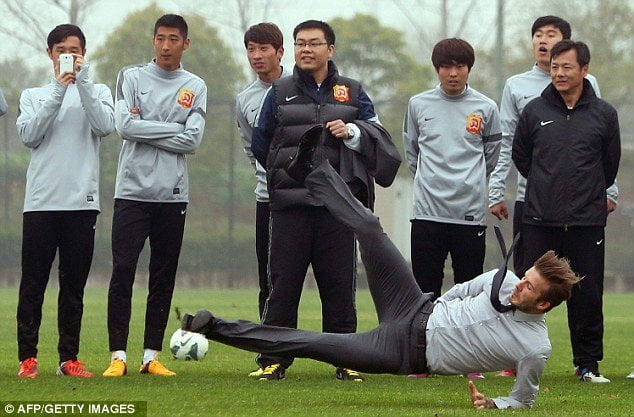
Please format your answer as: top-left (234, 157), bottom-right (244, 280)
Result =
top-left (512, 201), bottom-right (525, 276)
top-left (255, 201), bottom-right (270, 319)
top-left (522, 224), bottom-right (605, 371)
top-left (410, 220), bottom-right (485, 299)
top-left (208, 162), bottom-right (431, 374)
top-left (17, 210), bottom-right (98, 362)
top-left (107, 199), bottom-right (186, 351)
top-left (258, 204), bottom-right (358, 368)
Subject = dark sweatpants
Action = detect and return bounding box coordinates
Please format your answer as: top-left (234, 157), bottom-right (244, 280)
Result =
top-left (107, 199), bottom-right (186, 352)
top-left (410, 220), bottom-right (485, 299)
top-left (522, 224), bottom-right (605, 372)
top-left (255, 201), bottom-right (270, 319)
top-left (512, 201), bottom-right (525, 276)
top-left (17, 210), bottom-right (98, 362)
top-left (206, 162), bottom-right (431, 374)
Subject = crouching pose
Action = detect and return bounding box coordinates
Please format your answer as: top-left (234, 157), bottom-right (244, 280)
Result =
top-left (183, 125), bottom-right (579, 409)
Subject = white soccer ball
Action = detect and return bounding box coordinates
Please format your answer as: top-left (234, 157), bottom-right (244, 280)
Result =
top-left (169, 329), bottom-right (209, 361)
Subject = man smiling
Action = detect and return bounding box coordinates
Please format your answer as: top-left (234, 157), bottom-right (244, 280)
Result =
top-left (250, 20), bottom-right (399, 382)
top-left (513, 40), bottom-right (620, 383)
top-left (103, 14), bottom-right (207, 377)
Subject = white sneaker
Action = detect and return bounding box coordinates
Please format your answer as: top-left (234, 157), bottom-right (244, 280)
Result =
top-left (579, 369), bottom-right (610, 383)
top-left (627, 371), bottom-right (634, 379)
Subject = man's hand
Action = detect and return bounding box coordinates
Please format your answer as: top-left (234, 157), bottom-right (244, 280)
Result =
top-left (56, 71), bottom-right (76, 86)
top-left (130, 107), bottom-right (141, 116)
top-left (607, 199), bottom-right (617, 214)
top-left (489, 201), bottom-right (508, 220)
top-left (325, 119), bottom-right (350, 139)
top-left (72, 53), bottom-right (85, 72)
top-left (468, 381), bottom-right (496, 409)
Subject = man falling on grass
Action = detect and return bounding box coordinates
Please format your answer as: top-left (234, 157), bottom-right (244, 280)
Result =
top-left (183, 125), bottom-right (580, 409)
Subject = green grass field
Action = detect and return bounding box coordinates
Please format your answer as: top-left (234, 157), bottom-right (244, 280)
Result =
top-left (0, 288), bottom-right (632, 416)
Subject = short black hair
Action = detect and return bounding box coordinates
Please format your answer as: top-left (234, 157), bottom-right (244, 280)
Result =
top-left (431, 38), bottom-right (475, 71)
top-left (531, 16), bottom-right (571, 40)
top-left (293, 20), bottom-right (335, 46)
top-left (154, 14), bottom-right (188, 38)
top-left (550, 40), bottom-right (590, 67)
top-left (47, 24), bottom-right (86, 50)
top-left (244, 22), bottom-right (283, 50)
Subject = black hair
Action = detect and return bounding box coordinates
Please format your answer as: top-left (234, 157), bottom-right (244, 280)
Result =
top-left (244, 22), bottom-right (283, 50)
top-left (531, 16), bottom-right (571, 40)
top-left (293, 20), bottom-right (335, 45)
top-left (550, 40), bottom-right (590, 67)
top-left (47, 24), bottom-right (86, 50)
top-left (154, 14), bottom-right (188, 38)
top-left (431, 38), bottom-right (475, 71)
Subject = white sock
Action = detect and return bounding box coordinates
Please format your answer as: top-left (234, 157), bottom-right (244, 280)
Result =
top-left (142, 349), bottom-right (158, 365)
top-left (111, 351), bottom-right (126, 363)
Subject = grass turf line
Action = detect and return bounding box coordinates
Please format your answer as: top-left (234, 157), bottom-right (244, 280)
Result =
top-left (0, 288), bottom-right (632, 416)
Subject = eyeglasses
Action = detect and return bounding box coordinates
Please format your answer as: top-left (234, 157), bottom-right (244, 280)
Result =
top-left (294, 41), bottom-right (328, 49)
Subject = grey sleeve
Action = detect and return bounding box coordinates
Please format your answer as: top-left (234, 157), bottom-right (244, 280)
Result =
top-left (145, 84), bottom-right (207, 154)
top-left (402, 99), bottom-right (420, 177)
top-left (114, 68), bottom-right (186, 141)
top-left (607, 181), bottom-right (618, 203)
top-left (236, 98), bottom-right (256, 167)
top-left (488, 82), bottom-right (516, 206)
top-left (440, 270), bottom-right (495, 301)
top-left (16, 82), bottom-right (67, 148)
top-left (75, 64), bottom-right (115, 137)
top-left (491, 346), bottom-right (549, 409)
top-left (0, 88), bottom-right (7, 116)
top-left (483, 105), bottom-right (502, 178)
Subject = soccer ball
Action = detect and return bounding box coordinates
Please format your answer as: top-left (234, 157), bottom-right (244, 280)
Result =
top-left (169, 329), bottom-right (209, 361)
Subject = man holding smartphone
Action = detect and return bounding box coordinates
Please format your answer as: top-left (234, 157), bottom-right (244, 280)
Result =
top-left (16, 24), bottom-right (114, 378)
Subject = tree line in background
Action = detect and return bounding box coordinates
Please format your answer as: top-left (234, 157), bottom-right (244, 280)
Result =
top-left (0, 0), bottom-right (632, 288)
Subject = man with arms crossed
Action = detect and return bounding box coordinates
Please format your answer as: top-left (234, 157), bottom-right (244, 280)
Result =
top-left (103, 14), bottom-right (207, 377)
top-left (183, 131), bottom-right (579, 409)
top-left (513, 40), bottom-right (620, 383)
top-left (235, 23), bottom-right (291, 322)
top-left (250, 20), bottom-right (399, 381)
top-left (16, 24), bottom-right (114, 378)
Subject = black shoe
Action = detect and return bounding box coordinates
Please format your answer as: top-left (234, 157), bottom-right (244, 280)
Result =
top-left (285, 124), bottom-right (323, 184)
top-left (181, 310), bottom-right (215, 336)
top-left (335, 367), bottom-right (364, 382)
top-left (258, 363), bottom-right (286, 381)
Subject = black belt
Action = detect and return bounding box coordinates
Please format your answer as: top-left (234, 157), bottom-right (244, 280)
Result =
top-left (410, 293), bottom-right (435, 374)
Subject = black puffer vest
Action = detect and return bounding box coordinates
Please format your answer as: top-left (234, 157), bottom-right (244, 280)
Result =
top-left (266, 63), bottom-right (361, 210)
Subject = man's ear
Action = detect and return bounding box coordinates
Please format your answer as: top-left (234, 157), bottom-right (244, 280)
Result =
top-left (537, 300), bottom-right (551, 312)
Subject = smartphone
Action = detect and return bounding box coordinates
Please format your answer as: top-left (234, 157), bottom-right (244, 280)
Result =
top-left (59, 54), bottom-right (74, 74)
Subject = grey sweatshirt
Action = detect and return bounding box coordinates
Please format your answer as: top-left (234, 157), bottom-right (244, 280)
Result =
top-left (0, 88), bottom-right (7, 116)
top-left (404, 85), bottom-right (501, 226)
top-left (489, 65), bottom-right (616, 205)
top-left (114, 60), bottom-right (207, 202)
top-left (235, 67), bottom-right (292, 202)
top-left (16, 64), bottom-right (115, 212)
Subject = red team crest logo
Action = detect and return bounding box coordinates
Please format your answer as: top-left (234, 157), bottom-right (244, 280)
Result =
top-left (177, 89), bottom-right (195, 108)
top-left (465, 113), bottom-right (483, 135)
top-left (333, 84), bottom-right (350, 102)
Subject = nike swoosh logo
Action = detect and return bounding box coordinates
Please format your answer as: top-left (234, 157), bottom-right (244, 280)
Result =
top-left (540, 120), bottom-right (554, 126)
top-left (477, 230), bottom-right (485, 237)
top-left (285, 95), bottom-right (298, 102)
top-left (596, 239), bottom-right (603, 245)
top-left (424, 117), bottom-right (434, 121)
top-left (180, 336), bottom-right (193, 346)
top-left (523, 95), bottom-right (532, 99)
top-left (140, 90), bottom-right (150, 95)
top-left (250, 107), bottom-right (258, 112)
top-left (181, 209), bottom-right (187, 215)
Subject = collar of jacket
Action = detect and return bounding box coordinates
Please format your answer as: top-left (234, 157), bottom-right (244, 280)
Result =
top-left (541, 78), bottom-right (597, 111)
top-left (292, 61), bottom-right (339, 102)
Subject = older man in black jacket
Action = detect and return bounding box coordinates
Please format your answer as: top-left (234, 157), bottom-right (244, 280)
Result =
top-left (512, 40), bottom-right (620, 383)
